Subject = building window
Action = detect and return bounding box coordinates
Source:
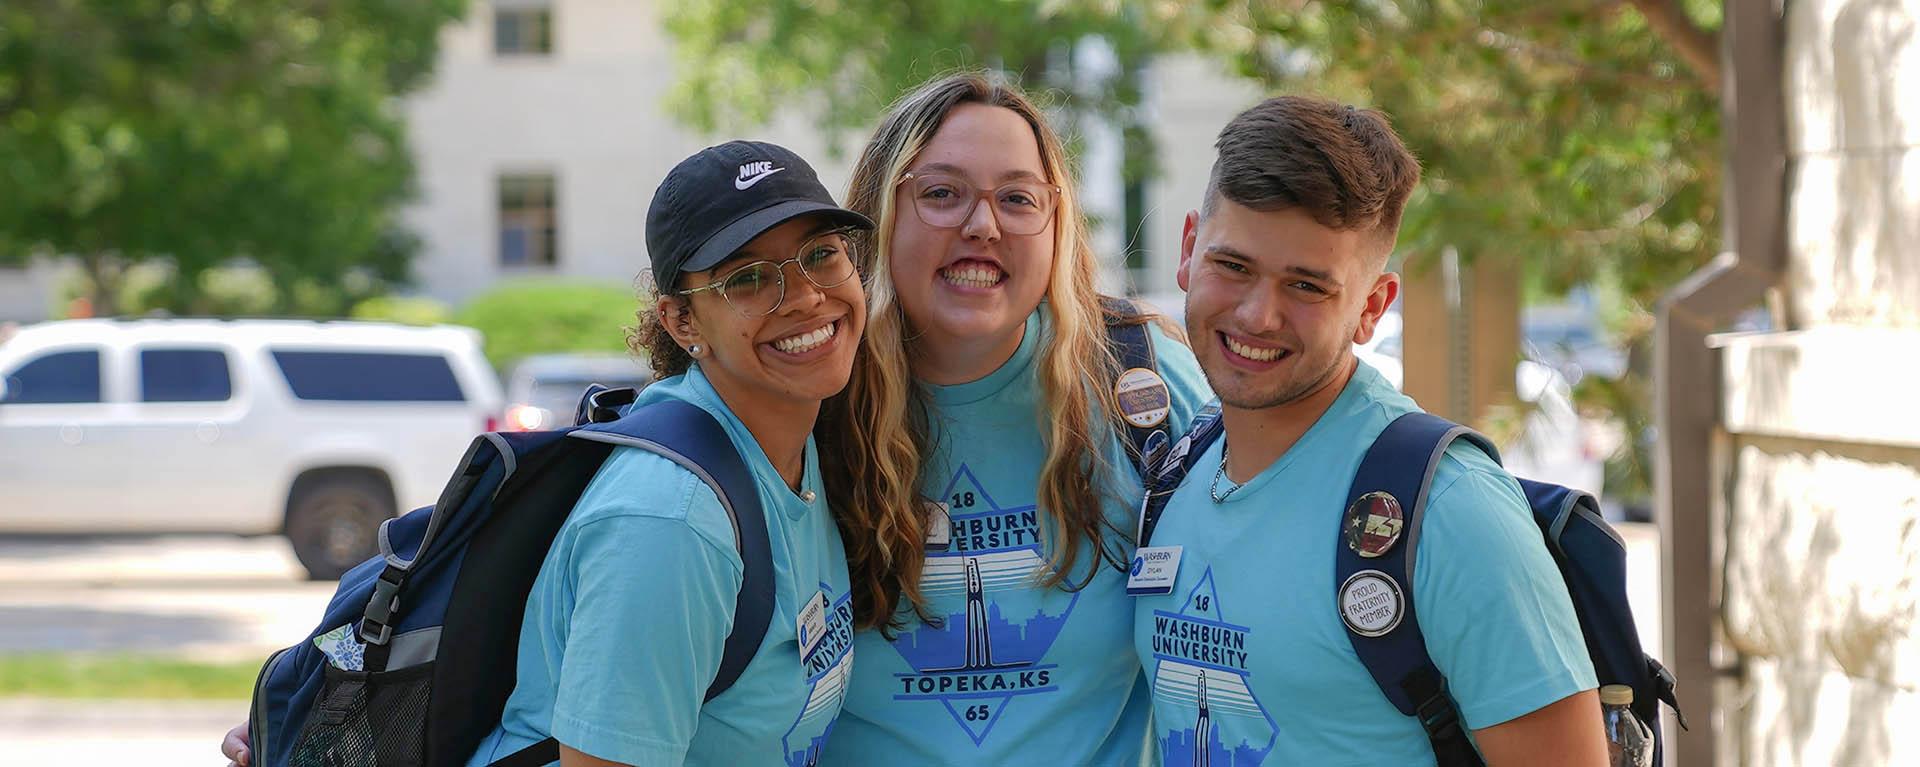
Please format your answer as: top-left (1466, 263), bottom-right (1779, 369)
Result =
top-left (499, 173), bottom-right (558, 268)
top-left (494, 1), bottom-right (553, 56)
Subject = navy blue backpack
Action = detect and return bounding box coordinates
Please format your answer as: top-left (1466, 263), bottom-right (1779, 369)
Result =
top-left (247, 388), bottom-right (775, 767)
top-left (1139, 407), bottom-right (1683, 765)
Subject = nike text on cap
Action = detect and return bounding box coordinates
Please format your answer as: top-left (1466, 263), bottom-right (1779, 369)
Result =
top-left (646, 140), bottom-right (874, 293)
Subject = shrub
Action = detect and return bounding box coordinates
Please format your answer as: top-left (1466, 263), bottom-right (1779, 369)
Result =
top-left (453, 280), bottom-right (642, 368)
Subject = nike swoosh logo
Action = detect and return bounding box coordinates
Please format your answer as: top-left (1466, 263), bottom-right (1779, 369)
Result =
top-left (734, 167), bottom-right (785, 190)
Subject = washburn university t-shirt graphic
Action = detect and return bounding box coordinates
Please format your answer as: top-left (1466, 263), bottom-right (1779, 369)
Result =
top-left (825, 309), bottom-right (1212, 764)
top-left (787, 582), bottom-right (857, 766)
top-left (466, 368), bottom-right (856, 767)
top-left (1147, 566), bottom-right (1278, 765)
top-left (1132, 363), bottom-right (1595, 764)
top-left (890, 464), bottom-right (1066, 731)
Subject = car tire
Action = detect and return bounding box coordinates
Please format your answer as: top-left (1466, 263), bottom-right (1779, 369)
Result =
top-left (285, 473), bottom-right (394, 580)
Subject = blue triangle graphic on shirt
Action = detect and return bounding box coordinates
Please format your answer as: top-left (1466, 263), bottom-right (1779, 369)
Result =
top-left (1181, 567), bottom-right (1227, 622)
top-left (890, 463), bottom-right (1075, 746)
top-left (1149, 566), bottom-right (1278, 764)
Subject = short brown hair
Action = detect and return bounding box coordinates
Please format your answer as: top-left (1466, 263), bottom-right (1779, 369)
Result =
top-left (1203, 95), bottom-right (1420, 257)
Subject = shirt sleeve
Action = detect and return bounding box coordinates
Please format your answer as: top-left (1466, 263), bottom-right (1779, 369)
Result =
top-left (1411, 454), bottom-right (1598, 730)
top-left (1147, 321), bottom-right (1214, 433)
top-left (550, 508), bottom-right (744, 765)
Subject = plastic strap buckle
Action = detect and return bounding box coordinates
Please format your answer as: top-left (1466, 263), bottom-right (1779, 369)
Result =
top-left (1415, 690), bottom-right (1460, 736)
top-left (357, 572), bottom-right (404, 646)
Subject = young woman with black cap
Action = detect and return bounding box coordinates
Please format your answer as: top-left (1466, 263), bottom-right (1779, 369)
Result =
top-left (462, 140), bottom-right (871, 767)
top-left (222, 140), bottom-right (874, 767)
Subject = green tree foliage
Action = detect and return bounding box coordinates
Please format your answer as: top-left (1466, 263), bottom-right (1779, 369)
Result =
top-left (0, 0), bottom-right (468, 315)
top-left (665, 1), bottom-right (1719, 298)
top-left (1178, 0), bottom-right (1725, 504)
top-left (451, 281), bottom-right (643, 369)
top-left (663, 0), bottom-right (1164, 181)
top-left (1173, 0), bottom-right (1722, 302)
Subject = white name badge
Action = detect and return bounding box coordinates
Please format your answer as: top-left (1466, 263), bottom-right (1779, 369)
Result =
top-left (797, 591), bottom-right (829, 657)
top-left (1126, 545), bottom-right (1183, 596)
top-left (925, 502), bottom-right (952, 552)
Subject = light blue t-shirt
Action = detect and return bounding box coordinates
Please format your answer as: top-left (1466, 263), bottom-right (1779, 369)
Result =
top-left (826, 309), bottom-right (1212, 766)
top-left (467, 365), bottom-right (855, 767)
top-left (1130, 362), bottom-right (1595, 766)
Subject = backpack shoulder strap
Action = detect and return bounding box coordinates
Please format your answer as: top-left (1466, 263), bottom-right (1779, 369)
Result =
top-left (1101, 297), bottom-right (1176, 480)
top-left (574, 399), bottom-right (776, 703)
top-left (1135, 400), bottom-right (1223, 548)
top-left (1337, 411), bottom-right (1497, 767)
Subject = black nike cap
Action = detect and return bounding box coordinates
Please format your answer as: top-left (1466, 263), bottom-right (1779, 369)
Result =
top-left (645, 140), bottom-right (873, 293)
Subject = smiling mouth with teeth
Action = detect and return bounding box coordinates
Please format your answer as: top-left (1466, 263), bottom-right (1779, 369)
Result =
top-left (1224, 334), bottom-right (1285, 362)
top-left (773, 321), bottom-right (838, 354)
top-left (940, 264), bottom-right (1004, 289)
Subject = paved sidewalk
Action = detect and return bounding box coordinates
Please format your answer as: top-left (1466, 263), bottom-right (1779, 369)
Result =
top-left (0, 534), bottom-right (336, 662)
top-left (0, 697), bottom-right (248, 767)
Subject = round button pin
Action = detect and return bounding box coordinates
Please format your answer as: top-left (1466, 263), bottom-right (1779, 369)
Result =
top-left (1338, 570), bottom-right (1405, 637)
top-left (1115, 367), bottom-right (1172, 428)
top-left (1343, 491), bottom-right (1405, 558)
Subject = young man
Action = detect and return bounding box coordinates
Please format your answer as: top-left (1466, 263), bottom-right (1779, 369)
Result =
top-left (1131, 96), bottom-right (1606, 765)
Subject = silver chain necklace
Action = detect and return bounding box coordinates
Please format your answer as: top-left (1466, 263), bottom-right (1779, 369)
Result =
top-left (1209, 446), bottom-right (1243, 503)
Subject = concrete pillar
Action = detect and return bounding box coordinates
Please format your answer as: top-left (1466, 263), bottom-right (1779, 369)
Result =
top-left (1400, 249), bottom-right (1520, 428)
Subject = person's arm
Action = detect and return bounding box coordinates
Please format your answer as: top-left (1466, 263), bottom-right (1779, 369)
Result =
top-left (1472, 689), bottom-right (1606, 767)
top-left (1413, 461), bottom-right (1604, 762)
top-left (544, 508), bottom-right (741, 766)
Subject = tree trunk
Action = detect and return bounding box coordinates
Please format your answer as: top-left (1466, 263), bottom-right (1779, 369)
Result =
top-left (79, 252), bottom-right (122, 318)
top-left (1627, 0), bottom-right (1722, 92)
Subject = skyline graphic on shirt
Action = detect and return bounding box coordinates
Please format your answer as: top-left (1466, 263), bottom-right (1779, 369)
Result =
top-left (1150, 567), bottom-right (1277, 765)
top-left (888, 464), bottom-right (1075, 745)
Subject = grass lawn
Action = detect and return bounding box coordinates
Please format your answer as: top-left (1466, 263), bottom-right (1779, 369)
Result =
top-left (0, 653), bottom-right (262, 699)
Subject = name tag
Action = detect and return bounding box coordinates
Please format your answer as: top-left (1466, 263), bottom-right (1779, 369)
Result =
top-left (797, 591), bottom-right (829, 657)
top-left (1126, 545), bottom-right (1183, 596)
top-left (925, 502), bottom-right (952, 552)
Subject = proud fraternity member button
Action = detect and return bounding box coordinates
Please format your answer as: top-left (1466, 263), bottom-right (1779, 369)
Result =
top-left (1115, 367), bottom-right (1172, 428)
top-left (1338, 570), bottom-right (1405, 637)
top-left (1343, 491), bottom-right (1405, 558)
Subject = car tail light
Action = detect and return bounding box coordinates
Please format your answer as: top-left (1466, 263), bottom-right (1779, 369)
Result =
top-left (506, 404), bottom-right (548, 431)
top-left (485, 416), bottom-right (501, 433)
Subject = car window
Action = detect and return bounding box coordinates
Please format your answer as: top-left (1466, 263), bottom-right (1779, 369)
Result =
top-left (271, 350), bottom-right (467, 402)
top-left (527, 377), bottom-right (647, 415)
top-left (1, 349), bottom-right (103, 404)
top-left (140, 348), bottom-right (233, 402)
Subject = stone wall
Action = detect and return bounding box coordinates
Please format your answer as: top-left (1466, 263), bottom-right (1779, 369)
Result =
top-left (1721, 439), bottom-right (1920, 766)
top-left (1720, 0), bottom-right (1920, 764)
top-left (1784, 0), bottom-right (1920, 330)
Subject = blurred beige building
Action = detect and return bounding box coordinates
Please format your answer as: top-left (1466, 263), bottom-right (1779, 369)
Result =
top-left (1661, 1), bottom-right (1920, 765)
top-left (0, 0), bottom-right (1246, 321)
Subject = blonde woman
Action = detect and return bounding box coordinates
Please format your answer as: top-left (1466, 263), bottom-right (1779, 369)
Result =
top-left (816, 73), bottom-right (1212, 764)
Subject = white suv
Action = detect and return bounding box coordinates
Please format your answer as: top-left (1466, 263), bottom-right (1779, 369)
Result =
top-left (0, 318), bottom-right (504, 578)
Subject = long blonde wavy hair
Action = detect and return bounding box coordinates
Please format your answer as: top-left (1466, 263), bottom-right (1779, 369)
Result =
top-left (818, 72), bottom-right (1155, 633)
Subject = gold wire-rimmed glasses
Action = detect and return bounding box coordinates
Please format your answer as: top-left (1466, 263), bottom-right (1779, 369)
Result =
top-left (675, 228), bottom-right (861, 317)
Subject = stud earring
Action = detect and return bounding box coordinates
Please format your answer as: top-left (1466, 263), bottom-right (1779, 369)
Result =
top-left (687, 344), bottom-right (703, 356)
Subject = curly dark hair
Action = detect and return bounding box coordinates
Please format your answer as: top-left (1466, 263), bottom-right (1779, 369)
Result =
top-left (627, 278), bottom-right (692, 381)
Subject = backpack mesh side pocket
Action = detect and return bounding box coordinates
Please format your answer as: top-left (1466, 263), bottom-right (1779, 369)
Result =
top-left (288, 661), bottom-right (434, 767)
